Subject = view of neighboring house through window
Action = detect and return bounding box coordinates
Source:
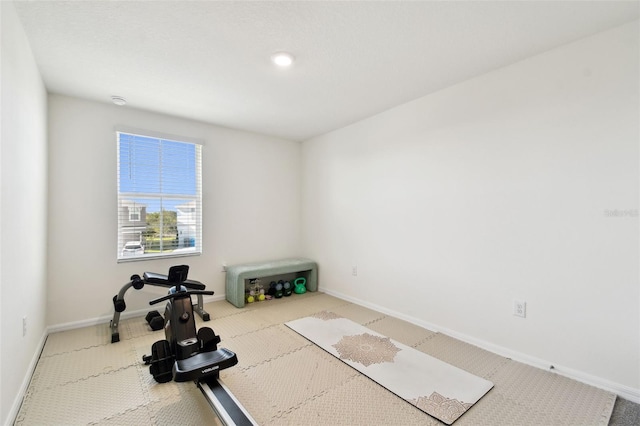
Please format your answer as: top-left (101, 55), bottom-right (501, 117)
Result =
top-left (117, 131), bottom-right (202, 261)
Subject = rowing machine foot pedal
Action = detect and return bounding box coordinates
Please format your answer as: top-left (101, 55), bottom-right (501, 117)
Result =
top-left (198, 327), bottom-right (221, 352)
top-left (149, 340), bottom-right (173, 383)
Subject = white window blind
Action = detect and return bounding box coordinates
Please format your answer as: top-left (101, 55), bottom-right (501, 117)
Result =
top-left (117, 131), bottom-right (202, 261)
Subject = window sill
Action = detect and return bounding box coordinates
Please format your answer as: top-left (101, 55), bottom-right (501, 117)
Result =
top-left (117, 251), bottom-right (202, 263)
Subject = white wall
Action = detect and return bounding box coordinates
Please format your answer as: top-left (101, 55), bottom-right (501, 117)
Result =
top-left (302, 21), bottom-right (639, 399)
top-left (0, 2), bottom-right (49, 424)
top-left (47, 95), bottom-right (301, 326)
top-left (3, 7), bottom-right (637, 424)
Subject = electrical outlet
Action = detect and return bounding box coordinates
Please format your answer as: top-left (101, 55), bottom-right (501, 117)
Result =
top-left (352, 265), bottom-right (358, 276)
top-left (513, 300), bottom-right (526, 318)
top-left (23, 316), bottom-right (27, 337)
top-left (221, 262), bottom-right (227, 272)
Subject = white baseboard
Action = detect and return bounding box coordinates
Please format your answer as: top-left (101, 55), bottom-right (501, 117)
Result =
top-left (322, 288), bottom-right (640, 404)
top-left (46, 294), bottom-right (224, 334)
top-left (5, 330), bottom-right (48, 426)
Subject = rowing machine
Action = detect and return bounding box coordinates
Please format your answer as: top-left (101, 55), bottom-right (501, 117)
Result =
top-left (141, 265), bottom-right (257, 425)
top-left (109, 268), bottom-right (211, 343)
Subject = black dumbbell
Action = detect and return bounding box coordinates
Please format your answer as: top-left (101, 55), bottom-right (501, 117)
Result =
top-left (145, 310), bottom-right (164, 331)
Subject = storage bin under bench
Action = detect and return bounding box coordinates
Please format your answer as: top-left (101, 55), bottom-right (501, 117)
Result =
top-left (225, 258), bottom-right (318, 308)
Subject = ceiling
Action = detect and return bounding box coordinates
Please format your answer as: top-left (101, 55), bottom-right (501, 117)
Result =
top-left (13, 1), bottom-right (639, 141)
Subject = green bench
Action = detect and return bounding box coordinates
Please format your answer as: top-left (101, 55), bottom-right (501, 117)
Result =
top-left (225, 258), bottom-right (318, 308)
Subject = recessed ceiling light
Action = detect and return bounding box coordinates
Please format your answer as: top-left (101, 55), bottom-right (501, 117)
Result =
top-left (111, 96), bottom-right (127, 106)
top-left (271, 52), bottom-right (295, 68)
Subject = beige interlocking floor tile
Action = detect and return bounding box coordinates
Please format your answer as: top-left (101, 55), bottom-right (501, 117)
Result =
top-left (216, 368), bottom-right (269, 424)
top-left (203, 289), bottom-right (324, 321)
top-left (209, 308), bottom-right (275, 338)
top-left (137, 364), bottom-right (191, 403)
top-left (90, 405), bottom-right (154, 426)
top-left (202, 299), bottom-right (244, 320)
top-left (269, 374), bottom-right (440, 426)
top-left (292, 292), bottom-right (352, 313)
top-left (329, 302), bottom-right (387, 324)
top-left (222, 324), bottom-right (311, 369)
top-left (131, 330), bottom-right (167, 362)
top-left (414, 333), bottom-right (509, 379)
top-left (488, 361), bottom-right (615, 426)
top-left (366, 315), bottom-right (437, 347)
top-left (253, 304), bottom-right (316, 324)
top-left (255, 294), bottom-right (350, 324)
top-left (225, 345), bottom-right (358, 423)
top-left (121, 315), bottom-right (163, 340)
top-left (205, 292), bottom-right (346, 324)
top-left (110, 314), bottom-right (159, 344)
top-left (16, 367), bottom-right (147, 425)
top-left (30, 339), bottom-right (138, 389)
top-left (148, 385), bottom-right (223, 426)
top-left (455, 388), bottom-right (557, 426)
top-left (42, 324), bottom-right (112, 356)
top-left (19, 290), bottom-right (617, 426)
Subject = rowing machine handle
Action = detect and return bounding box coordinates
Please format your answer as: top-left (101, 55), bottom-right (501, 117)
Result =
top-left (149, 290), bottom-right (214, 306)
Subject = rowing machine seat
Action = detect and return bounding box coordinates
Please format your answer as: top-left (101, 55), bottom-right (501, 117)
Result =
top-left (173, 348), bottom-right (238, 382)
top-left (143, 271), bottom-right (206, 290)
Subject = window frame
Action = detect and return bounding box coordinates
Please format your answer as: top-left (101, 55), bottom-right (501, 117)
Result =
top-left (116, 128), bottom-right (203, 262)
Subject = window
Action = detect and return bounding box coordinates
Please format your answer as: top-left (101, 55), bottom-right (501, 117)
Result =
top-left (117, 131), bottom-right (202, 261)
top-left (129, 206), bottom-right (141, 222)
